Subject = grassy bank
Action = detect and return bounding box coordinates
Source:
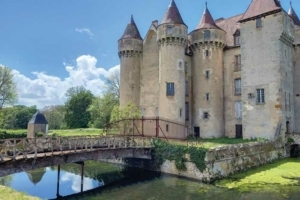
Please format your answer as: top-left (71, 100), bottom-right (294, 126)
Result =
top-left (0, 185), bottom-right (40, 200)
top-left (215, 158), bottom-right (300, 197)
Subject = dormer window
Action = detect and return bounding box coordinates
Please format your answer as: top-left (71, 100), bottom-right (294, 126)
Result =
top-left (233, 29), bottom-right (240, 46)
top-left (204, 30), bottom-right (211, 40)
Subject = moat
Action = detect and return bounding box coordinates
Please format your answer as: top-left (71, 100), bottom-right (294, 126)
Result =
top-left (1, 159), bottom-right (300, 200)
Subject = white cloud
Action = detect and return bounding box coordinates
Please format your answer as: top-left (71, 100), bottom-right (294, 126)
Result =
top-left (75, 28), bottom-right (94, 37)
top-left (13, 55), bottom-right (120, 109)
top-left (61, 172), bottom-right (95, 192)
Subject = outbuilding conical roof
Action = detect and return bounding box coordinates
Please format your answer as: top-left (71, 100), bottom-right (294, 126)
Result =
top-left (288, 2), bottom-right (300, 26)
top-left (161, 0), bottom-right (185, 25)
top-left (196, 3), bottom-right (221, 30)
top-left (120, 15), bottom-right (142, 40)
top-left (28, 111), bottom-right (48, 124)
top-left (239, 0), bottom-right (282, 23)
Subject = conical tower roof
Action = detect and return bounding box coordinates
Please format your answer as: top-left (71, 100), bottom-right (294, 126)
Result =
top-left (239, 0), bottom-right (282, 23)
top-left (28, 111), bottom-right (48, 124)
top-left (120, 15), bottom-right (142, 40)
top-left (196, 2), bottom-right (221, 30)
top-left (288, 1), bottom-right (300, 26)
top-left (161, 0), bottom-right (185, 25)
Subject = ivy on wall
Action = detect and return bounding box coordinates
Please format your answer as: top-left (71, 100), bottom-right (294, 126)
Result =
top-left (151, 139), bottom-right (207, 172)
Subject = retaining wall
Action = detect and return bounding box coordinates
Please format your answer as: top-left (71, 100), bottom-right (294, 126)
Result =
top-left (160, 140), bottom-right (285, 182)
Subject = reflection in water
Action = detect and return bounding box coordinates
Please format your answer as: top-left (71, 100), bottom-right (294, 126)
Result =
top-left (0, 159), bottom-right (299, 200)
top-left (25, 168), bottom-right (46, 185)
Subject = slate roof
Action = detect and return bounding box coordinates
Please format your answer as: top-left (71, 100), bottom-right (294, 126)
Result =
top-left (161, 0), bottom-right (186, 25)
top-left (29, 111), bottom-right (48, 124)
top-left (216, 14), bottom-right (243, 46)
top-left (196, 4), bottom-right (221, 30)
top-left (239, 0), bottom-right (282, 23)
top-left (288, 2), bottom-right (300, 26)
top-left (120, 15), bottom-right (142, 40)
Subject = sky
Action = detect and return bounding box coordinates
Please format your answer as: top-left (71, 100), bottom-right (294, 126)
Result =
top-left (0, 0), bottom-right (299, 108)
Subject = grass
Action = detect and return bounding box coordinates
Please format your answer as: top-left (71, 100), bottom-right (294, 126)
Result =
top-left (169, 137), bottom-right (262, 149)
top-left (0, 185), bottom-right (40, 200)
top-left (215, 158), bottom-right (300, 198)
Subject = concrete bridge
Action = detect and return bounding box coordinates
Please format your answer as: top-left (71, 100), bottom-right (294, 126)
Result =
top-left (0, 136), bottom-right (153, 177)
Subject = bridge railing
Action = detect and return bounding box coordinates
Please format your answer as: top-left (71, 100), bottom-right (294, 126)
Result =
top-left (0, 136), bottom-right (153, 162)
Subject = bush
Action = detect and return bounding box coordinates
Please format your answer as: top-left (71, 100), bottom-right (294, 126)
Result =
top-left (0, 130), bottom-right (27, 139)
top-left (36, 132), bottom-right (44, 137)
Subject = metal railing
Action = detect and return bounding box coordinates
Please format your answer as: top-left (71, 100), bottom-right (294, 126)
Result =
top-left (104, 117), bottom-right (188, 140)
top-left (0, 136), bottom-right (153, 162)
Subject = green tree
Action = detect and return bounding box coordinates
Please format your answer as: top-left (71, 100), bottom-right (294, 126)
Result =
top-left (110, 102), bottom-right (141, 135)
top-left (105, 69), bottom-right (120, 101)
top-left (64, 86), bottom-right (95, 128)
top-left (0, 66), bottom-right (18, 109)
top-left (42, 105), bottom-right (65, 129)
top-left (88, 93), bottom-right (118, 128)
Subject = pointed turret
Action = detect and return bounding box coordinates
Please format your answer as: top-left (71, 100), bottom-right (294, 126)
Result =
top-left (239, 0), bottom-right (282, 23)
top-left (161, 0), bottom-right (185, 25)
top-left (288, 1), bottom-right (300, 26)
top-left (120, 15), bottom-right (142, 40)
top-left (196, 2), bottom-right (221, 30)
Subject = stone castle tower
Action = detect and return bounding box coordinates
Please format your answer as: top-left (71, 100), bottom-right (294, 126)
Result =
top-left (118, 0), bottom-right (300, 140)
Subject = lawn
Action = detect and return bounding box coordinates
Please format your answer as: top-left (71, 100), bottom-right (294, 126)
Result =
top-left (169, 137), bottom-right (263, 149)
top-left (0, 185), bottom-right (40, 200)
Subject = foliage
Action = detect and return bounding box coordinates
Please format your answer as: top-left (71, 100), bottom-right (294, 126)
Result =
top-left (64, 86), bottom-right (95, 128)
top-left (152, 139), bottom-right (207, 172)
top-left (88, 93), bottom-right (118, 128)
top-left (0, 66), bottom-right (18, 109)
top-left (0, 130), bottom-right (27, 139)
top-left (0, 105), bottom-right (37, 129)
top-left (110, 102), bottom-right (142, 135)
top-left (105, 68), bottom-right (120, 100)
top-left (42, 105), bottom-right (65, 130)
top-left (287, 137), bottom-right (294, 144)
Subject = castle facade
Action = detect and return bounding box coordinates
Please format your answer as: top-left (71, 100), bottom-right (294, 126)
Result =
top-left (118, 0), bottom-right (300, 139)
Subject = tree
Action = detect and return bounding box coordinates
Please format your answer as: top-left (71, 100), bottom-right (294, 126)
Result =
top-left (64, 86), bottom-right (95, 128)
top-left (0, 66), bottom-right (18, 109)
top-left (88, 93), bottom-right (118, 128)
top-left (42, 105), bottom-right (65, 130)
top-left (105, 69), bottom-right (120, 100)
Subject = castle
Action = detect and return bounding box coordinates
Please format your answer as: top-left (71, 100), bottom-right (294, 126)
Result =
top-left (118, 0), bottom-right (300, 140)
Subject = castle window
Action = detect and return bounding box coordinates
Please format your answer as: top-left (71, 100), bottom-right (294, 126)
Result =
top-left (167, 26), bottom-right (173, 35)
top-left (203, 112), bottom-right (209, 119)
top-left (233, 29), bottom-right (240, 46)
top-left (180, 109), bottom-right (182, 117)
top-left (166, 82), bottom-right (175, 96)
top-left (256, 89), bottom-right (265, 104)
top-left (185, 62), bottom-right (188, 73)
top-left (204, 30), bottom-right (211, 40)
top-left (256, 18), bottom-right (262, 28)
top-left (206, 93), bottom-right (210, 101)
top-left (185, 102), bottom-right (189, 121)
top-left (235, 55), bottom-right (241, 71)
top-left (166, 124), bottom-right (169, 132)
top-left (205, 50), bottom-right (210, 57)
top-left (205, 70), bottom-right (210, 79)
top-left (234, 79), bottom-right (241, 95)
top-left (235, 101), bottom-right (242, 119)
top-left (185, 80), bottom-right (189, 96)
top-left (178, 61), bottom-right (184, 70)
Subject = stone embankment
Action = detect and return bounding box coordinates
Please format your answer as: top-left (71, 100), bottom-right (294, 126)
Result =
top-left (161, 140), bottom-right (285, 182)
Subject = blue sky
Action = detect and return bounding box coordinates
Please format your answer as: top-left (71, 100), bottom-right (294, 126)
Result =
top-left (0, 0), bottom-right (299, 108)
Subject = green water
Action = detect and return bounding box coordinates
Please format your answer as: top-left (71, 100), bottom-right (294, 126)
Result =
top-left (1, 158), bottom-right (300, 199)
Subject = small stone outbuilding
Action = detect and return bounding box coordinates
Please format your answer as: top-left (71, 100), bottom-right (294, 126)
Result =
top-left (27, 111), bottom-right (48, 138)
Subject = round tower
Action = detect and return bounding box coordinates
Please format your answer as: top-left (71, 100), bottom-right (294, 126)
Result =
top-left (189, 3), bottom-right (226, 138)
top-left (118, 15), bottom-right (143, 108)
top-left (157, 0), bottom-right (187, 124)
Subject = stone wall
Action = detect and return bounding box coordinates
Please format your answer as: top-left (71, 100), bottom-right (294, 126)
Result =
top-left (160, 140), bottom-right (285, 182)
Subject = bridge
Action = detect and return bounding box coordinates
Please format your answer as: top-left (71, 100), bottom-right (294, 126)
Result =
top-left (0, 135), bottom-right (153, 177)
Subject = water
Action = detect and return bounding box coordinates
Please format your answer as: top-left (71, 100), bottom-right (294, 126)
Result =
top-left (1, 159), bottom-right (300, 200)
